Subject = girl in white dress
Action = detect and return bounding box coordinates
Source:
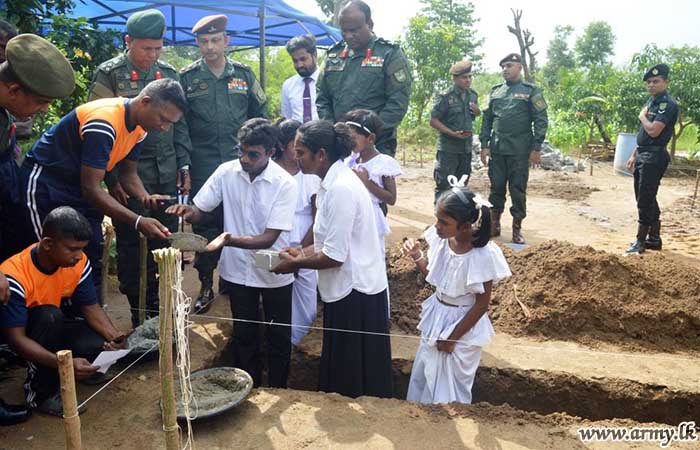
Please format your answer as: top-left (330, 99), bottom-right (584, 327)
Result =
top-left (403, 183), bottom-right (511, 404)
top-left (274, 119), bottom-right (320, 345)
top-left (342, 109), bottom-right (402, 256)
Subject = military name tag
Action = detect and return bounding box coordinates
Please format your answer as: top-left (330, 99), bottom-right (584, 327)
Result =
top-left (361, 56), bottom-right (384, 68)
top-left (325, 59), bottom-right (345, 72)
top-left (513, 93), bottom-right (530, 100)
top-left (228, 78), bottom-right (248, 93)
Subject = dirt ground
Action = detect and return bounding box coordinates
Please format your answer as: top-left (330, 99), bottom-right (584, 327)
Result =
top-left (1, 162), bottom-right (699, 449)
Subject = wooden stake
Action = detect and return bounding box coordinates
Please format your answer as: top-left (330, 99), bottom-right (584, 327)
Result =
top-left (692, 169), bottom-right (700, 209)
top-left (100, 224), bottom-right (114, 307)
top-left (138, 233), bottom-right (148, 325)
top-left (419, 147), bottom-right (424, 168)
top-left (153, 248), bottom-right (181, 450)
top-left (57, 350), bottom-right (82, 450)
top-left (402, 148), bottom-right (406, 166)
top-left (513, 284), bottom-right (532, 318)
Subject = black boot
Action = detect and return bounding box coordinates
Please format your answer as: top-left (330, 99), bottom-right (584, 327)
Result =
top-left (512, 218), bottom-right (525, 244)
top-left (626, 224), bottom-right (650, 254)
top-left (644, 221), bottom-right (662, 250)
top-left (491, 212), bottom-right (502, 237)
top-left (194, 273), bottom-right (215, 314)
top-left (0, 398), bottom-right (31, 426)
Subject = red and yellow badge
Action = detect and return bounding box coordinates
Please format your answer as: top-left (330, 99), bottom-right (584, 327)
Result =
top-left (361, 56), bottom-right (385, 68)
top-left (228, 78), bottom-right (248, 92)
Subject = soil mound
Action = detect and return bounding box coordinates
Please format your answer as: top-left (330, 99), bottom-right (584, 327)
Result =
top-left (388, 240), bottom-right (700, 352)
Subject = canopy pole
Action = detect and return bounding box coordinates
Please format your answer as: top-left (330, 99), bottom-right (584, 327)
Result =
top-left (259, 1), bottom-right (266, 90)
top-left (171, 5), bottom-right (176, 45)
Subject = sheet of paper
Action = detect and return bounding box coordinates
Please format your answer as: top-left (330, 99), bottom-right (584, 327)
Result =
top-left (92, 349), bottom-right (132, 374)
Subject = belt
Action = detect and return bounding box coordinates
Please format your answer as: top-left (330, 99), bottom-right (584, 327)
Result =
top-left (436, 292), bottom-right (466, 308)
top-left (637, 145), bottom-right (666, 153)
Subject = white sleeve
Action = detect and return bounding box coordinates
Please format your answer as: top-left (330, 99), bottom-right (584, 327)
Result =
top-left (281, 79), bottom-right (293, 120)
top-left (266, 176), bottom-right (298, 231)
top-left (320, 184), bottom-right (355, 263)
top-left (193, 164), bottom-right (225, 212)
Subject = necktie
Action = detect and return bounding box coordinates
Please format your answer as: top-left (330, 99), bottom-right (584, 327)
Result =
top-left (302, 77), bottom-right (312, 123)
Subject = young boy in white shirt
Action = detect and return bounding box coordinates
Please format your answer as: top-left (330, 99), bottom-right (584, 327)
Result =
top-left (168, 118), bottom-right (298, 387)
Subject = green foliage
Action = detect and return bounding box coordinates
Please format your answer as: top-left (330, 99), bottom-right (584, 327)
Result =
top-left (542, 25), bottom-right (575, 86)
top-left (236, 48), bottom-right (298, 120)
top-left (574, 21), bottom-right (615, 68)
top-left (400, 0), bottom-right (483, 127)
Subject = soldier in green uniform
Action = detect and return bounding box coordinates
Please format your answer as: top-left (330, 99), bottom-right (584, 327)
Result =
top-left (0, 33), bottom-right (75, 425)
top-left (430, 60), bottom-right (480, 201)
top-left (316, 0), bottom-right (411, 157)
top-left (479, 53), bottom-right (548, 244)
top-left (179, 14), bottom-right (268, 313)
top-left (87, 9), bottom-right (192, 326)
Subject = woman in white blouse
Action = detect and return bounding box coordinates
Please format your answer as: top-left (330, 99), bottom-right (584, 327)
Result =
top-left (273, 120), bottom-right (392, 398)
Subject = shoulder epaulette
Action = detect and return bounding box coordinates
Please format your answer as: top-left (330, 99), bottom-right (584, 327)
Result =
top-left (231, 60), bottom-right (252, 71)
top-left (180, 60), bottom-right (201, 75)
top-left (97, 54), bottom-right (127, 72)
top-left (491, 83), bottom-right (504, 92)
top-left (375, 37), bottom-right (398, 47)
top-left (156, 59), bottom-right (177, 72)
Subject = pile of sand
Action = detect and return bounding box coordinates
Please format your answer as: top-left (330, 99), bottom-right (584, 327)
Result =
top-left (388, 240), bottom-right (700, 352)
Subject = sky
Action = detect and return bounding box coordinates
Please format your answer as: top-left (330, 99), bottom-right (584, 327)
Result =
top-left (287, 0), bottom-right (700, 69)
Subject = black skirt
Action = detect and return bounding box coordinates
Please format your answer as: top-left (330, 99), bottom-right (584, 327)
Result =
top-left (319, 289), bottom-right (393, 398)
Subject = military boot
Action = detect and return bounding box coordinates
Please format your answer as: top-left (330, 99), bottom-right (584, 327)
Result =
top-left (491, 212), bottom-right (502, 237)
top-left (644, 221), bottom-right (662, 251)
top-left (194, 273), bottom-right (215, 314)
top-left (626, 224), bottom-right (650, 254)
top-left (512, 218), bottom-right (525, 244)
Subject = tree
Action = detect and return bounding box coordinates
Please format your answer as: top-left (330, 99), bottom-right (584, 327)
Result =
top-left (634, 44), bottom-right (700, 159)
top-left (542, 25), bottom-right (575, 86)
top-left (315, 0), bottom-right (350, 26)
top-left (575, 21), bottom-right (615, 68)
top-left (401, 0), bottom-right (483, 124)
top-left (507, 9), bottom-right (538, 82)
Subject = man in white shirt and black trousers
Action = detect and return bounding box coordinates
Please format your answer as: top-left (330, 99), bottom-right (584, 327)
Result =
top-left (281, 35), bottom-right (319, 123)
top-left (167, 118), bottom-right (297, 388)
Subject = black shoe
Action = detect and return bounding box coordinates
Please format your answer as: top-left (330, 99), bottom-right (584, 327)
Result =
top-left (194, 279), bottom-right (215, 315)
top-left (644, 221), bottom-right (662, 250)
top-left (512, 218), bottom-right (525, 244)
top-left (0, 399), bottom-right (30, 426)
top-left (37, 393), bottom-right (86, 418)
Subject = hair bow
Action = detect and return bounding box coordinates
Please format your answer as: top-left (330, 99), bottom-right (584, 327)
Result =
top-left (472, 193), bottom-right (493, 209)
top-left (447, 174), bottom-right (469, 188)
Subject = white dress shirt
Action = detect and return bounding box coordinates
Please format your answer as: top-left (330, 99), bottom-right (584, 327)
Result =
top-left (314, 160), bottom-right (388, 303)
top-left (194, 159), bottom-right (298, 288)
top-left (280, 68), bottom-right (320, 122)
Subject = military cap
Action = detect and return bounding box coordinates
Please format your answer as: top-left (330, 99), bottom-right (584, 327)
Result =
top-left (5, 34), bottom-right (75, 98)
top-left (499, 53), bottom-right (522, 66)
top-left (192, 15), bottom-right (228, 36)
top-left (643, 63), bottom-right (670, 81)
top-left (449, 60), bottom-right (472, 76)
top-left (126, 9), bottom-right (166, 39)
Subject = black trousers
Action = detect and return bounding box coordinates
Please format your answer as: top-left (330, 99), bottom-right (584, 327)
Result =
top-left (221, 279), bottom-right (292, 388)
top-left (24, 305), bottom-right (104, 407)
top-left (633, 150), bottom-right (670, 226)
top-left (320, 289), bottom-right (393, 399)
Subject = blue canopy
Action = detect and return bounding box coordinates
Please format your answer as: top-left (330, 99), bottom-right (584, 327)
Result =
top-left (66, 0), bottom-right (341, 47)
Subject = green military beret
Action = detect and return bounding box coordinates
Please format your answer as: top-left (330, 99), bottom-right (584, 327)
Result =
top-left (643, 63), bottom-right (669, 81)
top-left (450, 60), bottom-right (472, 76)
top-left (499, 53), bottom-right (522, 67)
top-left (5, 34), bottom-right (75, 98)
top-left (126, 9), bottom-right (166, 39)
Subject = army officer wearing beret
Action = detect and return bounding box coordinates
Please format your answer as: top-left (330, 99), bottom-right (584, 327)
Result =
top-left (625, 64), bottom-right (678, 254)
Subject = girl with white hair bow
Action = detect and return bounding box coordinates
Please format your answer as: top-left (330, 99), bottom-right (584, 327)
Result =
top-left (402, 179), bottom-right (511, 404)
